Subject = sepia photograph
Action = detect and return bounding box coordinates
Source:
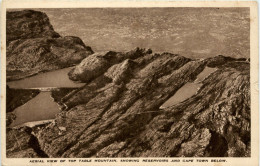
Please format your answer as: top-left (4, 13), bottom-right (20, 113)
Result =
top-left (1, 1), bottom-right (259, 166)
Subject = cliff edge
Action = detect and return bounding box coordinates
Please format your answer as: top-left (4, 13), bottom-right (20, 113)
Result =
top-left (6, 10), bottom-right (94, 81)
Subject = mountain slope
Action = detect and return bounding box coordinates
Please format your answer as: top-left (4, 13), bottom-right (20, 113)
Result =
top-left (6, 48), bottom-right (249, 158)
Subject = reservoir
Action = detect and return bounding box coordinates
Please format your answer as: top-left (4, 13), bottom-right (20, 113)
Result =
top-left (8, 66), bottom-right (217, 126)
top-left (7, 67), bottom-right (85, 89)
top-left (9, 92), bottom-right (60, 127)
top-left (8, 67), bottom-right (84, 127)
top-left (194, 67), bottom-right (217, 83)
top-left (160, 67), bottom-right (217, 109)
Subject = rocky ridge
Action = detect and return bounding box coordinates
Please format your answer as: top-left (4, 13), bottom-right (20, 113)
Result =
top-left (7, 48), bottom-right (250, 157)
top-left (6, 10), bottom-right (93, 81)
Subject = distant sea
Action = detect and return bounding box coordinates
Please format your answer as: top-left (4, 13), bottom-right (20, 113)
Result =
top-left (11, 8), bottom-right (250, 58)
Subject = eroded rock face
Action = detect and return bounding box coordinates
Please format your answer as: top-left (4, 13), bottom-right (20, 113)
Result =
top-left (6, 10), bottom-right (94, 81)
top-left (6, 48), bottom-right (249, 158)
top-left (6, 10), bottom-right (60, 43)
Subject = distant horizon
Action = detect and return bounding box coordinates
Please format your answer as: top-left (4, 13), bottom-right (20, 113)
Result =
top-left (7, 8), bottom-right (250, 58)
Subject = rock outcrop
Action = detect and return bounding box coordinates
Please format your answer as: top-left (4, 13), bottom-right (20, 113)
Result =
top-left (6, 10), bottom-right (93, 81)
top-left (6, 48), bottom-right (250, 158)
top-left (6, 10), bottom-right (60, 43)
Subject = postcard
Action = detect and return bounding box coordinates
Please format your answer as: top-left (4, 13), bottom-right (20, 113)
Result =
top-left (1, 0), bottom-right (258, 165)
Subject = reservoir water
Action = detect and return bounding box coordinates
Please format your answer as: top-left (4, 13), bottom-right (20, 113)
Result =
top-left (160, 67), bottom-right (217, 108)
top-left (10, 92), bottom-right (60, 127)
top-left (8, 67), bottom-right (85, 127)
top-left (7, 67), bottom-right (85, 89)
top-left (194, 67), bottom-right (217, 83)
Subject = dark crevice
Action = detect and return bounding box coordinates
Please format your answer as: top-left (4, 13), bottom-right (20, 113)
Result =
top-left (26, 130), bottom-right (49, 158)
top-left (205, 130), bottom-right (228, 157)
